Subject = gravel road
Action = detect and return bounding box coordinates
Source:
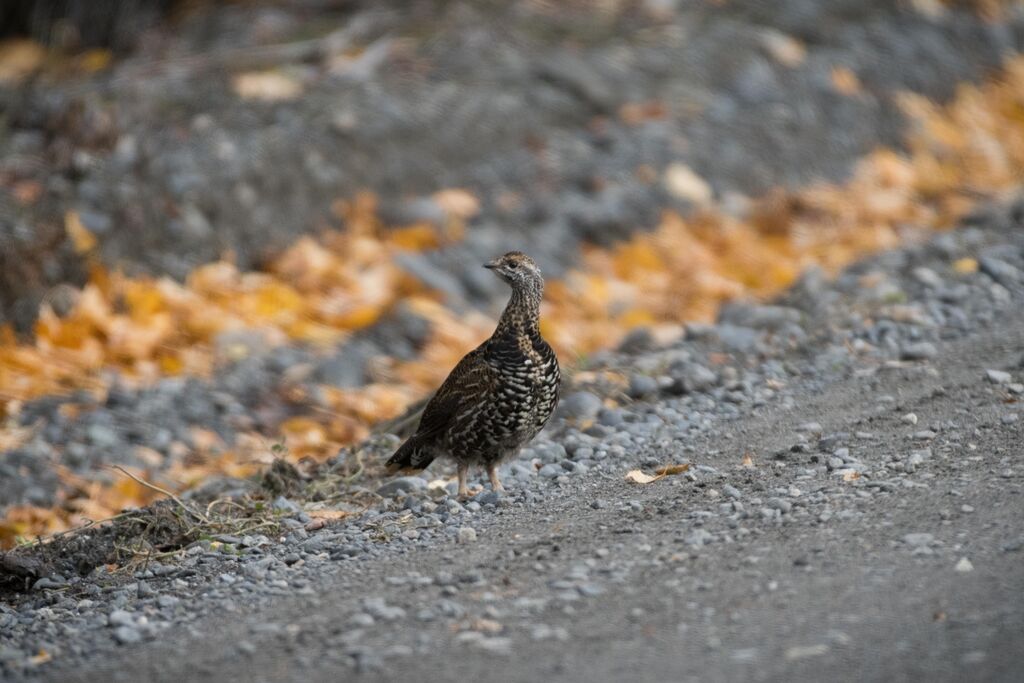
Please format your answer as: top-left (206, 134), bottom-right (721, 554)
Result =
top-left (3, 199), bottom-right (1022, 681)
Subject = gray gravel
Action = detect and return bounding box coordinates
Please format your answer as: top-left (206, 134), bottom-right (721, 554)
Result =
top-left (0, 196), bottom-right (1021, 681)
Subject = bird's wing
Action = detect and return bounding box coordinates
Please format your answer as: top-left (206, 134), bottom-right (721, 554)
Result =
top-left (412, 343), bottom-right (496, 438)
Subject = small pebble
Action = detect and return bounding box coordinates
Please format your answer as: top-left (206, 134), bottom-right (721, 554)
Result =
top-left (954, 557), bottom-right (974, 573)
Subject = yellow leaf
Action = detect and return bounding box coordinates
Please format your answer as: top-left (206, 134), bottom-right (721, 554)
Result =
top-left (388, 224), bottom-right (440, 251)
top-left (953, 258), bottom-right (978, 274)
top-left (663, 163), bottom-right (713, 206)
top-left (65, 211), bottom-right (97, 254)
top-left (432, 189), bottom-right (480, 219)
top-left (831, 66), bottom-right (862, 96)
top-left (625, 469), bottom-right (661, 484)
top-left (78, 49), bottom-right (112, 74)
top-left (0, 39), bottom-right (45, 84)
top-left (626, 464), bottom-right (689, 484)
top-left (307, 509), bottom-right (354, 520)
top-left (232, 71), bottom-right (303, 101)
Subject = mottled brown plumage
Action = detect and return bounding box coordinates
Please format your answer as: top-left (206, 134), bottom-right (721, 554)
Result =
top-left (386, 252), bottom-right (560, 496)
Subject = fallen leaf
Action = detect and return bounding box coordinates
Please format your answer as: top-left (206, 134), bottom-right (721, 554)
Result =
top-left (626, 463), bottom-right (690, 484)
top-left (306, 509), bottom-right (354, 520)
top-left (842, 470), bottom-right (861, 481)
top-left (831, 66), bottom-right (862, 96)
top-left (953, 257), bottom-right (978, 274)
top-left (432, 189), bottom-right (480, 219)
top-left (625, 469), bottom-right (661, 484)
top-left (619, 100), bottom-right (668, 125)
top-left (232, 71), bottom-right (303, 101)
top-left (0, 39), bottom-right (45, 84)
top-left (761, 31), bottom-right (806, 68)
top-left (65, 211), bottom-right (97, 254)
top-left (663, 163), bottom-right (713, 206)
top-left (741, 453), bottom-right (755, 468)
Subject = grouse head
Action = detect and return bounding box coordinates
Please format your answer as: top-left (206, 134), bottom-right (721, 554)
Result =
top-left (484, 252), bottom-right (543, 294)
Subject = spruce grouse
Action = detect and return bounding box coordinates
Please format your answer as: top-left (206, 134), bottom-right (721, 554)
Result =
top-left (386, 252), bottom-right (560, 496)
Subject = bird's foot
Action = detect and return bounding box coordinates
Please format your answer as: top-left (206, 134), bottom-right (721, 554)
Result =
top-left (486, 464), bottom-right (505, 494)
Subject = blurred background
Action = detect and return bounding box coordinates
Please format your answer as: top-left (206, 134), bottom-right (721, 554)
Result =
top-left (1, 0), bottom-right (1023, 544)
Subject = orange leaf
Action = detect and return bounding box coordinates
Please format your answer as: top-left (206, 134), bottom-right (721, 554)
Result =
top-left (65, 211), bottom-right (97, 254)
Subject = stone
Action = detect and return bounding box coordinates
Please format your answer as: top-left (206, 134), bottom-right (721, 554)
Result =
top-left (986, 369), bottom-right (1012, 384)
top-left (558, 392), bottom-right (603, 420)
top-left (628, 374), bottom-right (660, 399)
top-left (903, 533), bottom-right (934, 547)
top-left (900, 342), bottom-right (938, 361)
top-left (376, 476), bottom-right (428, 497)
top-left (113, 626), bottom-right (142, 645)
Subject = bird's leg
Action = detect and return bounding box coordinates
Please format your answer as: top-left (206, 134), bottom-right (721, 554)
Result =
top-left (457, 462), bottom-right (470, 498)
top-left (486, 462), bottom-right (505, 493)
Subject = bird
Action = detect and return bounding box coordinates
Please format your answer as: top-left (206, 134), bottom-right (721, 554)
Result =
top-left (386, 251), bottom-right (560, 497)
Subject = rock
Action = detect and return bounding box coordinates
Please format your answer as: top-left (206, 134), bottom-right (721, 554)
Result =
top-left (901, 413), bottom-right (918, 425)
top-left (907, 449), bottom-right (931, 467)
top-left (530, 624), bottom-right (570, 641)
top-left (986, 369), bottom-right (1012, 384)
top-left (393, 252), bottom-right (467, 302)
top-left (314, 345), bottom-right (370, 388)
top-left (536, 53), bottom-right (615, 112)
top-left (715, 325), bottom-right (762, 354)
top-left (456, 527), bottom-right (477, 544)
top-left (108, 610), bottom-right (134, 627)
top-left (376, 476), bottom-right (428, 497)
top-left (113, 626), bottom-right (142, 645)
top-left (618, 328), bottom-right (656, 354)
top-left (954, 557), bottom-right (974, 573)
top-left (32, 576), bottom-right (67, 590)
top-left (671, 363), bottom-right (718, 394)
top-left (597, 408), bottom-right (626, 427)
top-left (272, 496), bottom-right (301, 514)
top-left (718, 303), bottom-right (802, 331)
top-left (900, 342), bottom-right (938, 361)
top-left (361, 597), bottom-right (405, 621)
top-left (759, 29), bottom-right (806, 67)
top-left (684, 529), bottom-right (714, 547)
top-left (539, 464), bottom-right (561, 478)
top-left (628, 374), bottom-right (659, 399)
top-left (903, 533), bottom-right (934, 547)
top-left (157, 595), bottom-right (180, 609)
top-left (912, 267), bottom-right (943, 288)
top-left (979, 257), bottom-right (1022, 288)
top-left (1, 551), bottom-right (41, 578)
top-left (558, 392), bottom-right (603, 420)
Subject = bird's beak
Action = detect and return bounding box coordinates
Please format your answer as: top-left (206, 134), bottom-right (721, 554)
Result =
top-left (484, 259), bottom-right (500, 270)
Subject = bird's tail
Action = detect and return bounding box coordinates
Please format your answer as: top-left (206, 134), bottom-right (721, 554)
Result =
top-left (386, 434), bottom-right (436, 473)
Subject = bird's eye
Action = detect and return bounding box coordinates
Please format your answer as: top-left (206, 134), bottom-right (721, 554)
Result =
top-left (508, 262), bottom-right (518, 269)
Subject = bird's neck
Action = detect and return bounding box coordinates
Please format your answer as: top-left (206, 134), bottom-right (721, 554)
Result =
top-left (495, 284), bottom-right (542, 339)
